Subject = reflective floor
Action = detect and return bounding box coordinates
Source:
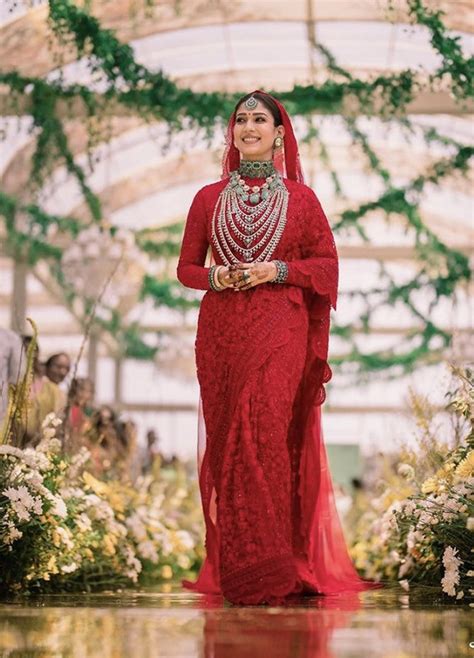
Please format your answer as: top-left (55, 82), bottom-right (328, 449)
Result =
top-left (1, 584), bottom-right (473, 658)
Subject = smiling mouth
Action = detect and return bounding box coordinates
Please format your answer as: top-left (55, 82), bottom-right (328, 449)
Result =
top-left (242, 137), bottom-right (260, 143)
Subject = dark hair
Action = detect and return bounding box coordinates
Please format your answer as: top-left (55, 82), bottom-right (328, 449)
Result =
top-left (234, 92), bottom-right (282, 127)
top-left (45, 352), bottom-right (70, 368)
top-left (69, 377), bottom-right (94, 398)
top-left (92, 405), bottom-right (129, 448)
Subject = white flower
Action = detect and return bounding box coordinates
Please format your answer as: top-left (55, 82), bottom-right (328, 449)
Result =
top-left (55, 526), bottom-right (74, 550)
top-left (177, 554), bottom-right (191, 570)
top-left (24, 471), bottom-right (44, 488)
top-left (403, 500), bottom-right (417, 515)
top-left (106, 518), bottom-right (127, 537)
top-left (49, 494), bottom-right (67, 519)
top-left (3, 485), bottom-right (42, 521)
top-left (42, 428), bottom-right (56, 441)
top-left (67, 448), bottom-right (91, 478)
top-left (137, 540), bottom-right (159, 563)
top-left (83, 495), bottom-right (114, 521)
top-left (456, 591), bottom-right (464, 600)
top-left (4, 522), bottom-right (22, 545)
top-left (417, 510), bottom-right (435, 525)
top-left (61, 563), bottom-right (78, 574)
top-left (452, 483), bottom-right (471, 496)
top-left (123, 546), bottom-right (142, 582)
top-left (398, 557), bottom-right (414, 579)
top-left (399, 579), bottom-right (410, 591)
top-left (126, 514), bottom-right (148, 542)
top-left (442, 546), bottom-right (462, 570)
top-left (441, 546), bottom-right (462, 597)
top-left (41, 412), bottom-right (58, 429)
top-left (441, 570), bottom-right (459, 596)
top-left (0, 445), bottom-right (38, 470)
top-left (466, 570), bottom-right (474, 578)
top-left (389, 550), bottom-right (400, 563)
top-left (61, 486), bottom-right (85, 499)
top-left (467, 517), bottom-right (474, 531)
top-left (10, 464), bottom-right (24, 481)
top-left (76, 513), bottom-right (92, 532)
top-left (397, 464), bottom-right (415, 480)
top-left (406, 528), bottom-right (424, 551)
top-left (160, 535), bottom-right (173, 556)
top-left (23, 448), bottom-right (50, 472)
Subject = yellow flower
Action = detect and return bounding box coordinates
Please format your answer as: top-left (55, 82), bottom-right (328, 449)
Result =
top-left (82, 471), bottom-right (109, 496)
top-left (161, 565), bottom-right (173, 579)
top-left (455, 451), bottom-right (474, 480)
top-left (52, 529), bottom-right (61, 548)
top-left (102, 533), bottom-right (117, 556)
top-left (47, 556), bottom-right (58, 574)
top-left (177, 554), bottom-right (191, 570)
top-left (421, 477), bottom-right (437, 495)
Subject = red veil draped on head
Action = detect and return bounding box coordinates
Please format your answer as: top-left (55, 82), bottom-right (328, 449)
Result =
top-left (221, 89), bottom-right (305, 183)
top-left (186, 90), bottom-right (382, 600)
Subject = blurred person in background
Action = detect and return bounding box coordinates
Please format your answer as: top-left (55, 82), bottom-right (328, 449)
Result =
top-left (22, 339), bottom-right (66, 446)
top-left (142, 428), bottom-right (164, 475)
top-left (0, 328), bottom-right (23, 425)
top-left (66, 377), bottom-right (95, 453)
top-left (44, 352), bottom-right (71, 388)
top-left (86, 404), bottom-right (136, 480)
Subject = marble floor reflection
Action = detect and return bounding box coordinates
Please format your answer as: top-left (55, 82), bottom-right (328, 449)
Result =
top-left (1, 585), bottom-right (473, 658)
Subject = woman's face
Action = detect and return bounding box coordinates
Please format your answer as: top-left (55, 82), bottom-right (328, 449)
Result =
top-left (76, 381), bottom-right (94, 407)
top-left (233, 100), bottom-right (284, 162)
top-left (46, 354), bottom-right (71, 384)
top-left (99, 406), bottom-right (113, 424)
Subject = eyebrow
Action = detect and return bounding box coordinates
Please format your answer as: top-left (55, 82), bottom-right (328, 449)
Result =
top-left (236, 111), bottom-right (269, 117)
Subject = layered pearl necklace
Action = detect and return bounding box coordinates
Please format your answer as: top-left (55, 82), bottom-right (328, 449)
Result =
top-left (211, 162), bottom-right (289, 264)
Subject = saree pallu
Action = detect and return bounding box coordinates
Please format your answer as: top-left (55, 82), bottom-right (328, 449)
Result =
top-left (183, 286), bottom-right (380, 604)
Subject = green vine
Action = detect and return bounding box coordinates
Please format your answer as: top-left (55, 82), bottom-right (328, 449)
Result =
top-left (0, 0), bottom-right (472, 373)
top-left (407, 0), bottom-right (474, 100)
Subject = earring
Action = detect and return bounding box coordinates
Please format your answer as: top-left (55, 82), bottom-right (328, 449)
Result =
top-left (274, 136), bottom-right (283, 149)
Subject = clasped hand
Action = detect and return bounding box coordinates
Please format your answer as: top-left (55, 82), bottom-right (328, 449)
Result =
top-left (217, 262), bottom-right (277, 291)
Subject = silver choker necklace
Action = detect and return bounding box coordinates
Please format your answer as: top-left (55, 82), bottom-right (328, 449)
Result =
top-left (238, 160), bottom-right (275, 179)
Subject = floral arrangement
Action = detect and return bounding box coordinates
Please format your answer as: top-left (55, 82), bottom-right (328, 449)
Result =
top-left (0, 414), bottom-right (203, 593)
top-left (350, 367), bottom-right (474, 602)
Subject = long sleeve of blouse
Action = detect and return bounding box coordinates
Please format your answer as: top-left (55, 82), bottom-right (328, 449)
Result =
top-left (285, 188), bottom-right (339, 310)
top-left (177, 190), bottom-right (211, 291)
top-left (177, 184), bottom-right (338, 308)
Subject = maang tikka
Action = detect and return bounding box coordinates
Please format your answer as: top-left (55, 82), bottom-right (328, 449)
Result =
top-left (244, 96), bottom-right (258, 110)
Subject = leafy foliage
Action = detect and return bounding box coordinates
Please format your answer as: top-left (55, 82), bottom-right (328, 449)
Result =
top-left (0, 0), bottom-right (472, 369)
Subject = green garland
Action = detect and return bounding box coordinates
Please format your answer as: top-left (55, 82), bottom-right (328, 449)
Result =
top-left (0, 0), bottom-right (472, 373)
top-left (406, 0), bottom-right (474, 100)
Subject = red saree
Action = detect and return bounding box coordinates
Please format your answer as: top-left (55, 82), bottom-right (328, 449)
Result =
top-left (177, 177), bottom-right (382, 604)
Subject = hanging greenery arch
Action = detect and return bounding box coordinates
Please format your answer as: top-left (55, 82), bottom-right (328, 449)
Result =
top-left (0, 0), bottom-right (472, 372)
